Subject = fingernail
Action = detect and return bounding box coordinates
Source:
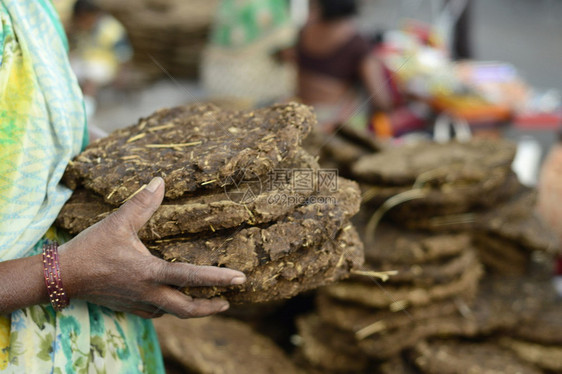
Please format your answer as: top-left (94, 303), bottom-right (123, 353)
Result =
top-left (220, 303), bottom-right (229, 312)
top-left (231, 276), bottom-right (246, 285)
top-left (146, 177), bottom-right (163, 193)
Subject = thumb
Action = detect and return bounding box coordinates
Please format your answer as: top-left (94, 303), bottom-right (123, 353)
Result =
top-left (113, 177), bottom-right (165, 233)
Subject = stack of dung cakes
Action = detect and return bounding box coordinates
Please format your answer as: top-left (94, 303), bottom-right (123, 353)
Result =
top-left (407, 280), bottom-right (556, 374)
top-left (323, 223), bottom-right (481, 309)
top-left (292, 137), bottom-right (561, 373)
top-left (295, 273), bottom-right (550, 372)
top-left (57, 102), bottom-right (364, 304)
top-left (294, 221), bottom-right (483, 372)
top-left (351, 138), bottom-right (559, 276)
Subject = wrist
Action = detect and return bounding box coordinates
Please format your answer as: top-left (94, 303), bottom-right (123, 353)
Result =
top-left (32, 254), bottom-right (51, 305)
top-left (57, 243), bottom-right (84, 300)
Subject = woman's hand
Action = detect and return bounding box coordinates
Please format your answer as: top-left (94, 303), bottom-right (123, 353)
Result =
top-left (58, 177), bottom-right (246, 319)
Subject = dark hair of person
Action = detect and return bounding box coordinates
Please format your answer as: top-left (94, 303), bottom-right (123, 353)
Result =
top-left (318, 0), bottom-right (358, 21)
top-left (73, 0), bottom-right (101, 17)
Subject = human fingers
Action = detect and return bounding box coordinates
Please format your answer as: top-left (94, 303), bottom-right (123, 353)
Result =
top-left (148, 287), bottom-right (230, 318)
top-left (110, 177), bottom-right (165, 234)
top-left (150, 259), bottom-right (246, 288)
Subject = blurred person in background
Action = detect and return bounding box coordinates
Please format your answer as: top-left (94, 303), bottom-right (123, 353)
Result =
top-left (68, 0), bottom-right (132, 117)
top-left (202, 0), bottom-right (296, 105)
top-left (296, 0), bottom-right (392, 133)
top-left (0, 0), bottom-right (245, 372)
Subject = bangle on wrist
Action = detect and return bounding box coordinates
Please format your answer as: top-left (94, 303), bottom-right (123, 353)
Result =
top-left (42, 241), bottom-right (70, 311)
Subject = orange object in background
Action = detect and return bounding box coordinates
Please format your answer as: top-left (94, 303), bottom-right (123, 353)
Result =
top-left (430, 94), bottom-right (512, 124)
top-left (371, 112), bottom-right (393, 139)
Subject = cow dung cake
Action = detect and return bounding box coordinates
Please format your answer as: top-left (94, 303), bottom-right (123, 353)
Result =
top-left (352, 140), bottom-right (518, 218)
top-left (63, 102), bottom-right (316, 204)
top-left (498, 296), bottom-right (562, 372)
top-left (410, 340), bottom-right (542, 374)
top-left (163, 223), bottom-right (364, 304)
top-left (295, 314), bottom-right (370, 373)
top-left (154, 315), bottom-right (303, 374)
top-left (352, 139), bottom-right (516, 187)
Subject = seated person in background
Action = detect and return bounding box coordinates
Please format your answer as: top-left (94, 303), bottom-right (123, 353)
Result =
top-left (296, 0), bottom-right (392, 133)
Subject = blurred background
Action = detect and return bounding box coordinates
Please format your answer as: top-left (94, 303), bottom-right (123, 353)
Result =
top-left (52, 2), bottom-right (562, 372)
top-left (55, 0), bottom-right (562, 185)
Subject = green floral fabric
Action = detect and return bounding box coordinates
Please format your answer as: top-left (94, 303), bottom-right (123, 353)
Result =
top-left (211, 0), bottom-right (292, 48)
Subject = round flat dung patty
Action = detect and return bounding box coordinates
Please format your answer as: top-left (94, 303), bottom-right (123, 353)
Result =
top-left (411, 340), bottom-right (542, 374)
top-left (179, 224), bottom-right (364, 304)
top-left (367, 249), bottom-right (479, 287)
top-left (154, 315), bottom-right (303, 374)
top-left (56, 149), bottom-right (321, 240)
top-left (499, 337), bottom-right (562, 372)
top-left (478, 189), bottom-right (560, 254)
top-left (296, 314), bottom-right (369, 372)
top-left (323, 259), bottom-right (482, 308)
top-left (362, 222), bottom-right (471, 265)
top-left (316, 293), bottom-right (469, 333)
top-left (351, 139), bottom-right (516, 186)
top-left (386, 169), bottom-right (520, 219)
top-left (511, 299), bottom-right (562, 345)
top-left (64, 102), bottom-right (316, 204)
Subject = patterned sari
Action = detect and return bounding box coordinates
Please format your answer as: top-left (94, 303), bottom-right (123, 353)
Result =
top-left (0, 1), bottom-right (164, 372)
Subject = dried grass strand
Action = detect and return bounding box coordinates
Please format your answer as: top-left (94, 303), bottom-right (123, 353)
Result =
top-left (145, 141), bottom-right (202, 148)
top-left (351, 269), bottom-right (398, 282)
top-left (365, 189), bottom-right (428, 247)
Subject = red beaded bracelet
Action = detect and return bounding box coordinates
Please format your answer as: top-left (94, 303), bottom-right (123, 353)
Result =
top-left (42, 241), bottom-right (70, 311)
